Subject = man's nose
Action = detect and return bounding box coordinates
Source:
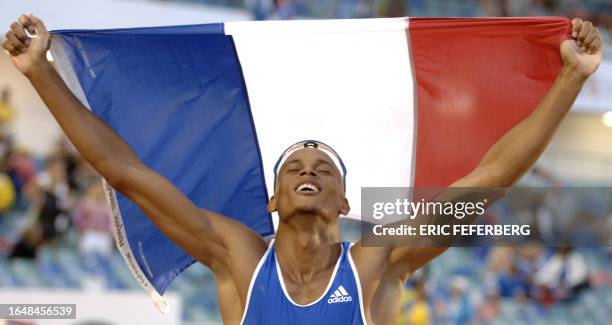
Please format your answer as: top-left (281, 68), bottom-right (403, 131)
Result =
top-left (300, 167), bottom-right (316, 177)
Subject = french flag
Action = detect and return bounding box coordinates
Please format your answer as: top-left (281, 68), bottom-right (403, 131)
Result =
top-left (49, 17), bottom-right (570, 309)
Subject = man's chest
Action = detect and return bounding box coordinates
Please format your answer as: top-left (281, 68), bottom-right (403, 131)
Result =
top-left (282, 269), bottom-right (337, 305)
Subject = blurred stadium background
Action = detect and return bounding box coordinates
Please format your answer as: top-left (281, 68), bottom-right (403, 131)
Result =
top-left (1, 0), bottom-right (612, 324)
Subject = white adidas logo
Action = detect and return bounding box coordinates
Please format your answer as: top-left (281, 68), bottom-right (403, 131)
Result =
top-left (327, 285), bottom-right (353, 304)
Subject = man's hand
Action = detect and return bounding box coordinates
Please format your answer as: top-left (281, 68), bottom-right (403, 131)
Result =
top-left (2, 14), bottom-right (51, 77)
top-left (561, 18), bottom-right (603, 78)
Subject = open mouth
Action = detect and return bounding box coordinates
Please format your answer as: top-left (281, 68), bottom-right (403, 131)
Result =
top-left (295, 182), bottom-right (321, 193)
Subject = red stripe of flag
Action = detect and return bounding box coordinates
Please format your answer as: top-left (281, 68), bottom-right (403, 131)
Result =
top-left (408, 17), bottom-right (571, 187)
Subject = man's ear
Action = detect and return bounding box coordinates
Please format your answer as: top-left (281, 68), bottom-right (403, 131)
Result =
top-left (268, 195), bottom-right (278, 213)
top-left (339, 197), bottom-right (350, 216)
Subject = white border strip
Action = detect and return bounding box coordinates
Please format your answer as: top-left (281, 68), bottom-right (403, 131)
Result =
top-left (101, 180), bottom-right (169, 312)
top-left (406, 17), bottom-right (417, 190)
top-left (50, 35), bottom-right (169, 313)
top-left (225, 18), bottom-right (408, 35)
top-left (49, 35), bottom-right (92, 109)
top-left (348, 243), bottom-right (368, 324)
top-left (240, 240), bottom-right (275, 324)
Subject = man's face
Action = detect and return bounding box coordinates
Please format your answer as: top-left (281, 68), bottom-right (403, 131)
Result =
top-left (269, 148), bottom-right (349, 221)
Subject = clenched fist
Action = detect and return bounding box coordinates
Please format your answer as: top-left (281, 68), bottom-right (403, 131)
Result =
top-left (561, 18), bottom-right (603, 78)
top-left (2, 14), bottom-right (51, 77)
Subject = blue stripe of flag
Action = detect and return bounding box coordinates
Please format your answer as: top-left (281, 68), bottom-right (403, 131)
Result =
top-left (53, 23), bottom-right (274, 294)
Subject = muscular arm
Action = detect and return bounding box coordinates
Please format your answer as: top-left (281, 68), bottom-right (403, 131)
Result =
top-left (374, 65), bottom-right (584, 275)
top-left (353, 18), bottom-right (602, 292)
top-left (3, 15), bottom-right (266, 272)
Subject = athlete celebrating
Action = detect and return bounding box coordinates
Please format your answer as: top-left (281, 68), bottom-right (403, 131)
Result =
top-left (3, 14), bottom-right (602, 324)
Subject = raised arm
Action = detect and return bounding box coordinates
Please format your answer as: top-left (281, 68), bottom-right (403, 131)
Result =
top-left (353, 19), bottom-right (602, 297)
top-left (2, 15), bottom-right (267, 273)
top-left (454, 19), bottom-right (601, 188)
top-left (387, 18), bottom-right (601, 274)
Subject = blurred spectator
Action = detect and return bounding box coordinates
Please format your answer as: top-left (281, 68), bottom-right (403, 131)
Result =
top-left (0, 87), bottom-right (15, 127)
top-left (378, 0), bottom-right (406, 17)
top-left (516, 246), bottom-right (545, 292)
top-left (8, 223), bottom-right (43, 259)
top-left (534, 247), bottom-right (590, 303)
top-left (496, 262), bottom-right (529, 298)
top-left (338, 0), bottom-right (374, 19)
top-left (35, 156), bottom-right (73, 242)
top-left (237, 0), bottom-right (612, 43)
top-left (476, 289), bottom-right (501, 324)
top-left (486, 247), bottom-right (514, 274)
top-left (514, 289), bottom-right (539, 323)
top-left (7, 149), bottom-right (37, 192)
top-left (74, 182), bottom-right (112, 256)
top-left (399, 281), bottom-right (431, 325)
top-left (270, 0), bottom-right (297, 19)
top-left (245, 0), bottom-right (274, 20)
top-left (481, 0), bottom-right (509, 17)
top-left (0, 173), bottom-right (16, 213)
top-left (51, 137), bottom-right (80, 192)
top-left (435, 276), bottom-right (474, 325)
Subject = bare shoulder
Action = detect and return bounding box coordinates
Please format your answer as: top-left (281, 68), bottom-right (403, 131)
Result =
top-left (350, 244), bottom-right (403, 323)
top-left (202, 210), bottom-right (268, 288)
top-left (206, 210), bottom-right (269, 321)
top-left (349, 244), bottom-right (391, 284)
top-left (205, 208), bottom-right (268, 276)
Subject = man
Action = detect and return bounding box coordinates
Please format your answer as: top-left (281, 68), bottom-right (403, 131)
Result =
top-left (2, 14), bottom-right (602, 324)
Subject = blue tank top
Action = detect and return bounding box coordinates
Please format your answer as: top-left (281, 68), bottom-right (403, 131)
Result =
top-left (241, 240), bottom-right (366, 324)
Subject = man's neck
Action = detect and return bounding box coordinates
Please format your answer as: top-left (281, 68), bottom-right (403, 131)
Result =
top-left (274, 214), bottom-right (341, 285)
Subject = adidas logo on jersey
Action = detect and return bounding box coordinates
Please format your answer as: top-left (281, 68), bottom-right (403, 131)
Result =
top-left (327, 285), bottom-right (353, 304)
